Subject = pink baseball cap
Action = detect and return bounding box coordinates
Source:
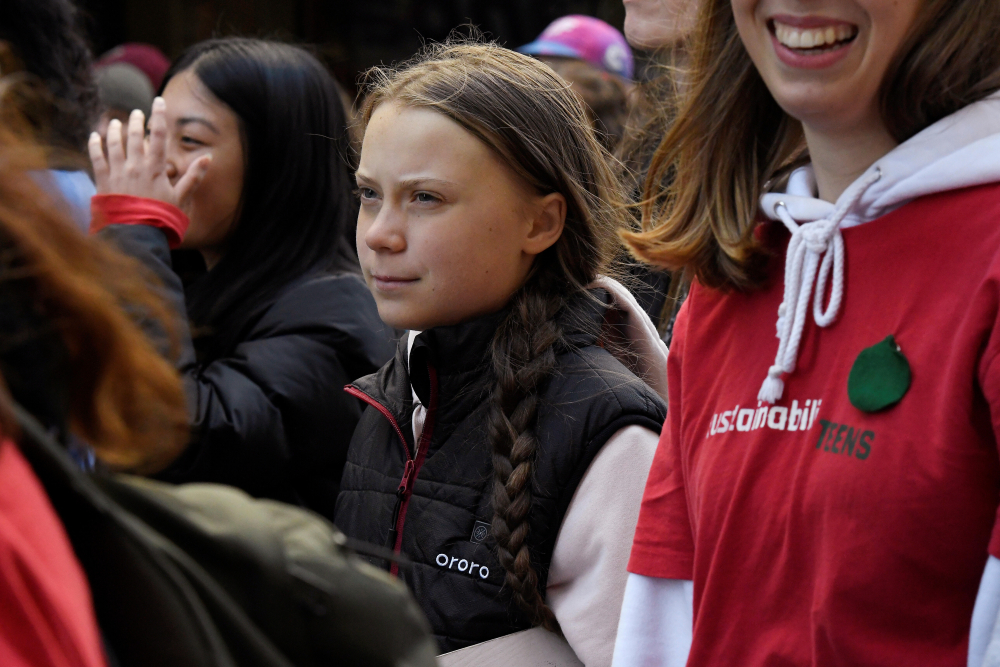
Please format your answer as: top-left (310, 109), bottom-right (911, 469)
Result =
top-left (518, 15), bottom-right (634, 80)
top-left (96, 43), bottom-right (171, 91)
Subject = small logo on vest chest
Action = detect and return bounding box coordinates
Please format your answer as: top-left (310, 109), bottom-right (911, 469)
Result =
top-left (471, 521), bottom-right (490, 544)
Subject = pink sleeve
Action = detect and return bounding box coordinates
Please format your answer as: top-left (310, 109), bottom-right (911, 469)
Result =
top-left (90, 194), bottom-right (190, 248)
top-left (627, 294), bottom-right (695, 580)
top-left (547, 425), bottom-right (659, 667)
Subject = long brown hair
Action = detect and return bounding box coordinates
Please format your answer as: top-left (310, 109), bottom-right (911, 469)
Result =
top-left (622, 0), bottom-right (1000, 291)
top-left (358, 40), bottom-right (629, 630)
top-left (0, 134), bottom-right (187, 473)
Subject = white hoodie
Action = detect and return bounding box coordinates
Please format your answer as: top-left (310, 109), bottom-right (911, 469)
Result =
top-left (612, 92), bottom-right (1000, 667)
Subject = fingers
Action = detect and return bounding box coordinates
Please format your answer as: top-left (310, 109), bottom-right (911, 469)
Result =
top-left (106, 119), bottom-right (126, 176)
top-left (175, 154), bottom-right (211, 207)
top-left (88, 132), bottom-right (110, 193)
top-left (124, 109), bottom-right (146, 168)
top-left (146, 97), bottom-right (168, 170)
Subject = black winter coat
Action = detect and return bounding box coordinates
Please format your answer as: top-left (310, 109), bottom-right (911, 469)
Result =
top-left (100, 224), bottom-right (395, 519)
top-left (335, 294), bottom-right (666, 651)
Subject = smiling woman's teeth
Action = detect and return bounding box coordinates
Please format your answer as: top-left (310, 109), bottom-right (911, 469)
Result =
top-left (774, 23), bottom-right (856, 49)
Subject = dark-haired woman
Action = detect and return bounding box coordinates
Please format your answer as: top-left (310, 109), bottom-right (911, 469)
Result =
top-left (87, 38), bottom-right (394, 519)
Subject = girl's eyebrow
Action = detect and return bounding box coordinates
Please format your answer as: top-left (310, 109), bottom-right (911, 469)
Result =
top-left (177, 117), bottom-right (221, 135)
top-left (354, 173), bottom-right (460, 190)
top-left (398, 177), bottom-right (459, 189)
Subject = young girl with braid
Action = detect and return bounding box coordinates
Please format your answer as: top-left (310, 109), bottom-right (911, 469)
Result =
top-left (333, 42), bottom-right (668, 663)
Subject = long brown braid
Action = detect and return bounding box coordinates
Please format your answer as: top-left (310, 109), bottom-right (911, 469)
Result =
top-left (486, 272), bottom-right (566, 630)
top-left (358, 39), bottom-right (630, 629)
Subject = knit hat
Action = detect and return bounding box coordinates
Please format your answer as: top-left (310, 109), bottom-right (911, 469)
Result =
top-left (96, 43), bottom-right (171, 90)
top-left (95, 62), bottom-right (155, 117)
top-left (518, 15), bottom-right (634, 80)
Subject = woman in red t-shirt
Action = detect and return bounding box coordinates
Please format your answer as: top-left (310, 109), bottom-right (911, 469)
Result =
top-left (0, 438), bottom-right (107, 667)
top-left (612, 0), bottom-right (1000, 665)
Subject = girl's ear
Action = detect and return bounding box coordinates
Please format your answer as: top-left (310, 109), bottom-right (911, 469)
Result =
top-left (523, 192), bottom-right (566, 257)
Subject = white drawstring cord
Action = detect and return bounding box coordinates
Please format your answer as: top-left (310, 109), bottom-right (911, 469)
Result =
top-left (758, 168), bottom-right (882, 403)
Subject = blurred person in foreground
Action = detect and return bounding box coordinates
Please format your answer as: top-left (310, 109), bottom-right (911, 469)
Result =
top-left (0, 0), bottom-right (99, 231)
top-left (89, 38), bottom-right (394, 521)
top-left (0, 120), bottom-right (187, 667)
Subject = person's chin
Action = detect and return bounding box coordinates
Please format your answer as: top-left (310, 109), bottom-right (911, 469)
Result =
top-left (624, 22), bottom-right (676, 50)
top-left (373, 300), bottom-right (422, 332)
top-left (770, 85), bottom-right (860, 129)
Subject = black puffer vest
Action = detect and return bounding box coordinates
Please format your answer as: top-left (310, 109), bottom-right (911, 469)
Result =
top-left (334, 292), bottom-right (666, 652)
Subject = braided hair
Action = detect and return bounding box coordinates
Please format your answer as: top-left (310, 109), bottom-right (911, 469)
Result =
top-left (358, 40), bottom-right (631, 628)
top-left (487, 272), bottom-right (566, 629)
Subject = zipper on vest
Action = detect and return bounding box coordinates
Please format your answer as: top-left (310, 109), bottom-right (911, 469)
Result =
top-left (386, 460), bottom-right (414, 550)
top-left (387, 365), bottom-right (437, 576)
top-left (344, 366), bottom-right (438, 577)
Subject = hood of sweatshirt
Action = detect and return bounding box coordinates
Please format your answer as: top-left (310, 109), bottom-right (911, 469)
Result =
top-left (762, 91), bottom-right (1000, 226)
top-left (591, 276), bottom-right (670, 402)
top-left (755, 92), bottom-right (1000, 404)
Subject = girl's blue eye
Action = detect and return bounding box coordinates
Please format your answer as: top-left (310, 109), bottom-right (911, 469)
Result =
top-left (357, 187), bottom-right (379, 201)
top-left (415, 192), bottom-right (439, 203)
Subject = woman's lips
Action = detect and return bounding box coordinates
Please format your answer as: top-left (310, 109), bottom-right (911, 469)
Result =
top-left (769, 16), bottom-right (858, 70)
top-left (771, 14), bottom-right (856, 29)
top-left (371, 274), bottom-right (418, 291)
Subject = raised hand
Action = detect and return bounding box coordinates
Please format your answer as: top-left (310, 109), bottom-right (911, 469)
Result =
top-left (88, 97), bottom-right (211, 218)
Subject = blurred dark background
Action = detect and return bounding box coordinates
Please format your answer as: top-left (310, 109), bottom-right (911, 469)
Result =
top-left (77, 0), bottom-right (626, 92)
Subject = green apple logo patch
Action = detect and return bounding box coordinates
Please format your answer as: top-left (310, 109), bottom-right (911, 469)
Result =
top-left (847, 335), bottom-right (911, 412)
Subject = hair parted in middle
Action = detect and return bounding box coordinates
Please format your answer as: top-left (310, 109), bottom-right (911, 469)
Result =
top-left (621, 0), bottom-right (1000, 292)
top-left (159, 38), bottom-right (360, 362)
top-left (358, 39), bottom-right (630, 630)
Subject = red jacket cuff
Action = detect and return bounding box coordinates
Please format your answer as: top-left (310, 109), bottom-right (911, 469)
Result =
top-left (90, 194), bottom-right (190, 249)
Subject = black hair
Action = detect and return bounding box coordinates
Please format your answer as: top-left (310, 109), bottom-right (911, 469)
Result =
top-left (0, 0), bottom-right (98, 154)
top-left (160, 38), bottom-right (359, 360)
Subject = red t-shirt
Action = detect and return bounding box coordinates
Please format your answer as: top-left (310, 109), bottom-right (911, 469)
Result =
top-left (0, 440), bottom-right (107, 667)
top-left (630, 183), bottom-right (1000, 666)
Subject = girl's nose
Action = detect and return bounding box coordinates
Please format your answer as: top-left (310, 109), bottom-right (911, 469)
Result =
top-left (364, 209), bottom-right (406, 253)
